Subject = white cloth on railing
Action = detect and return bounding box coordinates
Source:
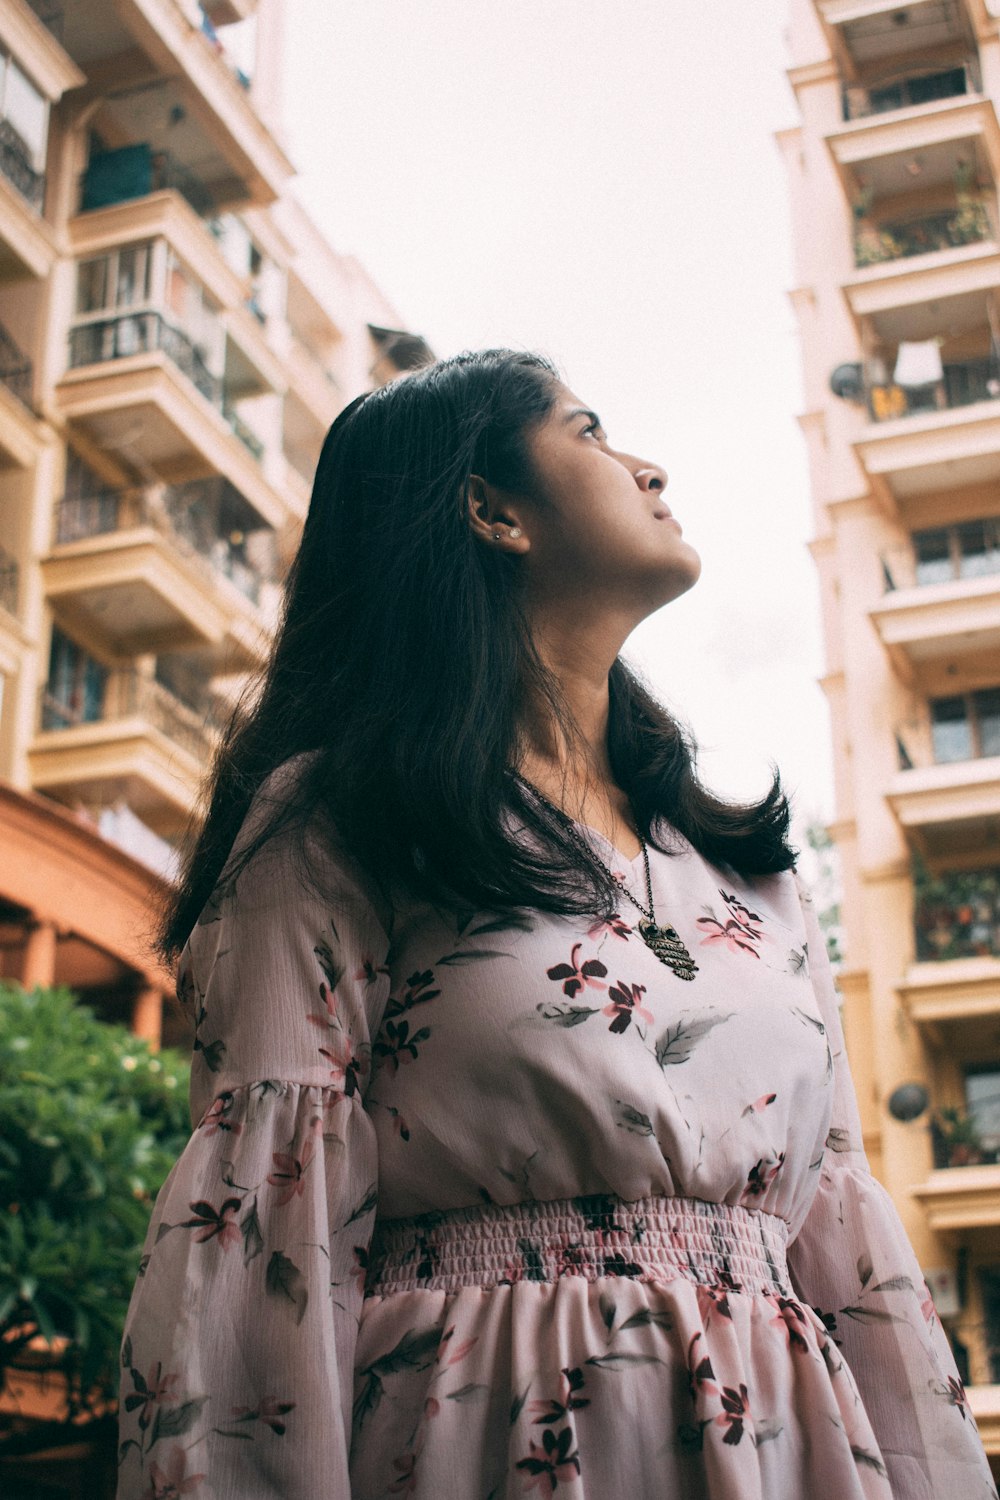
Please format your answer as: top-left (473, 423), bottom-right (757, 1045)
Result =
top-left (894, 339), bottom-right (944, 388)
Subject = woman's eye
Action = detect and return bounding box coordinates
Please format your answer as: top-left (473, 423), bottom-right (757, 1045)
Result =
top-left (583, 421), bottom-right (603, 440)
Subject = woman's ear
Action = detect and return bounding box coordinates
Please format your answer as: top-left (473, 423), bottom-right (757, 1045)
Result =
top-left (466, 475), bottom-right (531, 552)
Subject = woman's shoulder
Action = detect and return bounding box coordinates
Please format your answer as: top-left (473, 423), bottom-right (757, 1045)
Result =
top-left (216, 751), bottom-right (395, 936)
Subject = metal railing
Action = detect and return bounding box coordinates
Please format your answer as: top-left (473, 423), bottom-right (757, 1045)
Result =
top-left (854, 204), bottom-right (994, 268)
top-left (39, 670), bottom-right (220, 763)
top-left (867, 356), bottom-right (1000, 423)
top-left (69, 312), bottom-right (219, 404)
top-left (842, 62), bottom-right (975, 121)
top-left (67, 314), bottom-right (268, 464)
top-left (0, 321), bottom-right (32, 408)
top-left (150, 151), bottom-right (216, 219)
top-left (0, 546), bottom-right (18, 616)
top-left (53, 482), bottom-right (273, 607)
top-left (222, 404), bottom-right (265, 460)
top-left (913, 863), bottom-right (1000, 962)
top-left (0, 118), bottom-right (44, 211)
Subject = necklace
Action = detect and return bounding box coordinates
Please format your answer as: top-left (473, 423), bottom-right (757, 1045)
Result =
top-left (510, 773), bottom-right (698, 981)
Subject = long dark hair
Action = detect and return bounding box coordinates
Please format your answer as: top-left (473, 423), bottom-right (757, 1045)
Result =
top-left (161, 349), bottom-right (795, 962)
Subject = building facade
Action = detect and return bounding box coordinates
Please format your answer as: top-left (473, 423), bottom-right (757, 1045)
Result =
top-left (0, 0), bottom-right (429, 1048)
top-left (782, 0), bottom-right (1000, 1466)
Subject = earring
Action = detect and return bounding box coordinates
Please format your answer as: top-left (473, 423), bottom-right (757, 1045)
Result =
top-left (509, 527), bottom-right (522, 539)
top-left (492, 531), bottom-right (501, 540)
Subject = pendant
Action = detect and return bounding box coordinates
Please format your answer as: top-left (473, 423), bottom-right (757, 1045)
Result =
top-left (638, 917), bottom-right (699, 980)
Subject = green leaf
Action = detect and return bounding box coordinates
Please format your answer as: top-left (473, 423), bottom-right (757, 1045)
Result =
top-left (150, 1396), bottom-right (208, 1446)
top-left (446, 1382), bottom-right (490, 1402)
top-left (265, 1251), bottom-right (309, 1325)
top-left (241, 1198), bottom-right (264, 1265)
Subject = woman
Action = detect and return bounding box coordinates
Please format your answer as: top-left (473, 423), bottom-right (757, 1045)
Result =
top-left (117, 350), bottom-right (996, 1499)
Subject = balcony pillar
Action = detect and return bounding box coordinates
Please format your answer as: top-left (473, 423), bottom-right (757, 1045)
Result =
top-left (131, 985), bottom-right (163, 1049)
top-left (20, 918), bottom-right (57, 990)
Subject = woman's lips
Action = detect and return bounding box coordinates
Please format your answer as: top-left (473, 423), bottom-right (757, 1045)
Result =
top-left (653, 509), bottom-right (682, 531)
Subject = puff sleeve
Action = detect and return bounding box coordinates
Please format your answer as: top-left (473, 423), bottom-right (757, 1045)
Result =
top-left (785, 872), bottom-right (997, 1500)
top-left (117, 765), bottom-right (392, 1500)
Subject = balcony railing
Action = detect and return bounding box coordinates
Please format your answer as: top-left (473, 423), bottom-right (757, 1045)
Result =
top-left (854, 204), bottom-right (994, 268)
top-left (222, 404), bottom-right (264, 460)
top-left (67, 314), bottom-right (266, 464)
top-left (842, 62), bottom-right (976, 121)
top-left (0, 322), bottom-right (32, 408)
top-left (867, 356), bottom-right (1000, 423)
top-left (53, 483), bottom-right (273, 607)
top-left (913, 863), bottom-right (1000, 962)
top-left (0, 119), bottom-right (44, 211)
top-left (0, 546), bottom-right (18, 616)
top-left (69, 312), bottom-right (219, 404)
top-left (881, 521), bottom-right (1000, 591)
top-left (81, 147), bottom-right (216, 221)
top-left (40, 671), bottom-right (221, 763)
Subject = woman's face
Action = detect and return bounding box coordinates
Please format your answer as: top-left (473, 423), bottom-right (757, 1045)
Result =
top-left (514, 382), bottom-right (702, 617)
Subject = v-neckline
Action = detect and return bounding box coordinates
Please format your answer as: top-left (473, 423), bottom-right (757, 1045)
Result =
top-left (574, 820), bottom-right (647, 871)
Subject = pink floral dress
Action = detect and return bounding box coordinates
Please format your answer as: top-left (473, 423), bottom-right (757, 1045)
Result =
top-left (117, 760), bottom-right (998, 1499)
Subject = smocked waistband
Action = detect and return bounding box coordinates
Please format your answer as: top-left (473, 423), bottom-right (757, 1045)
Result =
top-left (365, 1193), bottom-right (791, 1298)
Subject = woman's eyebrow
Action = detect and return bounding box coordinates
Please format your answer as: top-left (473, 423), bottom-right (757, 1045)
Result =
top-left (563, 407), bottom-right (603, 427)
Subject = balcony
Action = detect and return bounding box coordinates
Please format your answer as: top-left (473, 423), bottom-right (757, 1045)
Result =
top-left (869, 564), bottom-right (1000, 678)
top-left (81, 146), bottom-right (216, 220)
top-left (842, 62), bottom-right (978, 123)
top-left (912, 1163), bottom-right (1000, 1231)
top-left (29, 671), bottom-right (219, 836)
top-left (0, 322), bottom-right (38, 470)
top-left (56, 311), bottom-right (282, 528)
top-left (899, 955), bottom-right (1000, 1029)
top-left (912, 863), bottom-right (1000, 964)
top-left (818, 0), bottom-right (973, 72)
top-left (853, 203), bottom-right (993, 269)
top-left (57, 3), bottom-right (292, 208)
top-left (827, 100), bottom-right (1000, 207)
top-left (854, 355), bottom-right (1000, 503)
top-left (42, 482), bottom-right (276, 663)
top-left (888, 723), bottom-right (1000, 853)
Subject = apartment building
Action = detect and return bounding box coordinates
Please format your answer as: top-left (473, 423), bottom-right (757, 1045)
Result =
top-left (782, 0), bottom-right (1000, 1467)
top-left (0, 0), bottom-right (430, 1045)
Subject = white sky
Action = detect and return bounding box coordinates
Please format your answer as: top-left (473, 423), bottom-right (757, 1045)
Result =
top-left (281, 2), bottom-right (833, 849)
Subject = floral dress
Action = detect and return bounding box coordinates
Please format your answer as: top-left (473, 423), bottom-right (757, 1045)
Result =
top-left (117, 760), bottom-right (998, 1500)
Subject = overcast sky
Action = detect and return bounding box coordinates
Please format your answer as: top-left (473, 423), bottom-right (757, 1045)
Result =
top-left (281, 2), bottom-right (832, 846)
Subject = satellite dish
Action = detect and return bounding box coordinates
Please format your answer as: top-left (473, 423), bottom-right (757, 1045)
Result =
top-left (830, 362), bottom-right (865, 401)
top-left (887, 1082), bottom-right (929, 1122)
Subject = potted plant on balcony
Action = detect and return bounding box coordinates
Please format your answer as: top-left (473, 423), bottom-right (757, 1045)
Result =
top-left (0, 982), bottom-right (190, 1497)
top-left (932, 1106), bottom-right (985, 1168)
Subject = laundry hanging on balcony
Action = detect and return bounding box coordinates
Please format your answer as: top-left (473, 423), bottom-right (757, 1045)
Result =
top-left (893, 338), bottom-right (944, 388)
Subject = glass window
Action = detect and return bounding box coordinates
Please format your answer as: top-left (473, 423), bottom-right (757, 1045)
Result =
top-left (958, 517), bottom-right (1000, 579)
top-left (914, 528), bottom-right (953, 585)
top-left (77, 256), bottom-right (109, 315)
top-left (44, 626), bottom-right (107, 729)
top-left (931, 696), bottom-right (973, 763)
top-left (3, 58), bottom-right (47, 166)
top-left (116, 245), bottom-right (150, 308)
top-left (966, 1067), bottom-right (1000, 1150)
top-left (975, 689), bottom-right (1000, 760)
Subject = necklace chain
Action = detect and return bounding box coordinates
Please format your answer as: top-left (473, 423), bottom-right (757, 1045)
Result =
top-left (509, 772), bottom-right (656, 921)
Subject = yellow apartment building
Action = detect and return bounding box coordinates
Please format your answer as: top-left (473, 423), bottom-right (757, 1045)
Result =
top-left (782, 0), bottom-right (1000, 1471)
top-left (0, 0), bottom-right (430, 1048)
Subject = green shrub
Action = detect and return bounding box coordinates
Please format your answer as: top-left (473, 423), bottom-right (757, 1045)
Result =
top-left (0, 983), bottom-right (190, 1418)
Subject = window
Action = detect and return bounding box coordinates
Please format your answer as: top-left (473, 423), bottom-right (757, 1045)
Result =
top-left (0, 53), bottom-right (47, 167)
top-left (914, 517), bottom-right (1000, 585)
top-left (965, 1065), bottom-right (1000, 1153)
top-left (44, 626), bottom-right (107, 730)
top-left (931, 689), bottom-right (1000, 763)
top-left (76, 244), bottom-right (153, 317)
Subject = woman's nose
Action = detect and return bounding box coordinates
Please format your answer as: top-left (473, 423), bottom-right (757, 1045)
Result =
top-left (634, 464), bottom-right (667, 493)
